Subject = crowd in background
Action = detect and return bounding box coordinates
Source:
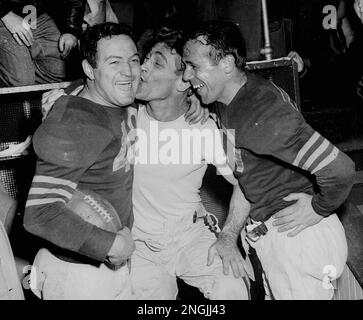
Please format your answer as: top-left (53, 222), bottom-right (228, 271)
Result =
top-left (1, 1), bottom-right (362, 109)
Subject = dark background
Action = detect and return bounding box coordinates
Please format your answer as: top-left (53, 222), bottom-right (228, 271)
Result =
top-left (103, 1), bottom-right (362, 104)
top-left (2, 0), bottom-right (362, 300)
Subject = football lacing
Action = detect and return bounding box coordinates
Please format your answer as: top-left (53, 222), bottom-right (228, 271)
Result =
top-left (83, 194), bottom-right (112, 223)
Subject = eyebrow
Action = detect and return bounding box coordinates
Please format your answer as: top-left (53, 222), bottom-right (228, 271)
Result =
top-left (154, 51), bottom-right (167, 63)
top-left (105, 53), bottom-right (140, 61)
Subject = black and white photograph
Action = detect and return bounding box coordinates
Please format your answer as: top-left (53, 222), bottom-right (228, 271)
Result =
top-left (0, 0), bottom-right (362, 307)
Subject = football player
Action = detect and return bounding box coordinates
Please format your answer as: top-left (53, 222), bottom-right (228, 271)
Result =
top-left (182, 20), bottom-right (355, 300)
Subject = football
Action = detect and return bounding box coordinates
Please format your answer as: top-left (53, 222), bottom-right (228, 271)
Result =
top-left (66, 188), bottom-right (122, 233)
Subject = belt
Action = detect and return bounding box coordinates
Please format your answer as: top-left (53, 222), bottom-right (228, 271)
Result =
top-left (246, 219), bottom-right (268, 242)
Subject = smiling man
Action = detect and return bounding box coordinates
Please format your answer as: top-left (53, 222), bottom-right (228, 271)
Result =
top-left (182, 20), bottom-right (355, 300)
top-left (129, 27), bottom-right (250, 300)
top-left (23, 23), bottom-right (140, 299)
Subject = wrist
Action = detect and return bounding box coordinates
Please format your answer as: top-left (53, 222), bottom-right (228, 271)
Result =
top-left (311, 196), bottom-right (331, 217)
top-left (63, 27), bottom-right (81, 39)
top-left (1, 11), bottom-right (13, 21)
top-left (219, 229), bottom-right (239, 242)
top-left (62, 33), bottom-right (77, 39)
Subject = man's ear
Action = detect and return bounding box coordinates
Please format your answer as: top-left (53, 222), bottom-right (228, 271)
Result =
top-left (82, 59), bottom-right (95, 80)
top-left (220, 54), bottom-right (235, 74)
top-left (176, 77), bottom-right (191, 92)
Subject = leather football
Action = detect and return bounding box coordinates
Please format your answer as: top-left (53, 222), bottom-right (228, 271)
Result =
top-left (66, 188), bottom-right (122, 233)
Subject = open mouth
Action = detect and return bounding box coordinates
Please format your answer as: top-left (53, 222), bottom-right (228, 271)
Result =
top-left (115, 81), bottom-right (133, 91)
top-left (193, 83), bottom-right (205, 92)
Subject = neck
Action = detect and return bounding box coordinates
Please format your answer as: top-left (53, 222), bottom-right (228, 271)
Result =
top-left (146, 94), bottom-right (189, 122)
top-left (220, 71), bottom-right (247, 106)
top-left (79, 81), bottom-right (118, 108)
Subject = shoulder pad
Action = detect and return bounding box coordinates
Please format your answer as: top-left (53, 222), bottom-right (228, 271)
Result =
top-left (33, 121), bottom-right (113, 168)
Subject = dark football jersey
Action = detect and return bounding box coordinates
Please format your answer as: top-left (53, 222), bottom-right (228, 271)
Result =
top-left (215, 72), bottom-right (355, 222)
top-left (24, 95), bottom-right (137, 263)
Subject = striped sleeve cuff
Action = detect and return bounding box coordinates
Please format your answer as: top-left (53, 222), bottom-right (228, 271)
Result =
top-left (292, 132), bottom-right (339, 174)
top-left (26, 175), bottom-right (77, 208)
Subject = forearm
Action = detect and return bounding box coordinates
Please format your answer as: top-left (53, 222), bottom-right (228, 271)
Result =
top-left (312, 151), bottom-right (356, 216)
top-left (220, 185), bottom-right (250, 240)
top-left (24, 202), bottom-right (115, 262)
top-left (63, 0), bottom-right (86, 38)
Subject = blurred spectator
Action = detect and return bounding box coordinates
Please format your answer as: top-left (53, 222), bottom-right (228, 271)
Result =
top-left (340, 0), bottom-right (363, 101)
top-left (269, 0), bottom-right (361, 108)
top-left (0, 0), bottom-right (86, 87)
top-left (83, 0), bottom-right (118, 29)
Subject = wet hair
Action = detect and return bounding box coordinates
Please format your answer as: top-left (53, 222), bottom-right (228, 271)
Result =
top-left (80, 22), bottom-right (136, 68)
top-left (186, 20), bottom-right (247, 72)
top-left (138, 27), bottom-right (186, 74)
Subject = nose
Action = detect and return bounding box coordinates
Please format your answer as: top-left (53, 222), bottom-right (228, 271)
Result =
top-left (182, 65), bottom-right (194, 82)
top-left (120, 62), bottom-right (132, 77)
top-left (141, 59), bottom-right (149, 74)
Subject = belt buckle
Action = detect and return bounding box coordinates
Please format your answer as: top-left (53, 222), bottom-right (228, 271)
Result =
top-left (246, 221), bottom-right (268, 242)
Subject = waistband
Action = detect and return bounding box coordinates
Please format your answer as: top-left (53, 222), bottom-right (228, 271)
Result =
top-left (133, 203), bottom-right (220, 251)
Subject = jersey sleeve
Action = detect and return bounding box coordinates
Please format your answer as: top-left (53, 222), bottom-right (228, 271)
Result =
top-left (24, 110), bottom-right (116, 262)
top-left (241, 86), bottom-right (355, 216)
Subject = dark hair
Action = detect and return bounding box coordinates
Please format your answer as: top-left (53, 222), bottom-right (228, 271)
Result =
top-left (80, 22), bottom-right (136, 68)
top-left (137, 27), bottom-right (186, 73)
top-left (186, 20), bottom-right (247, 72)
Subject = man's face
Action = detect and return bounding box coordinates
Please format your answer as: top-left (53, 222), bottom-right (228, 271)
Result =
top-left (136, 43), bottom-right (184, 101)
top-left (182, 37), bottom-right (227, 105)
top-left (354, 0), bottom-right (363, 24)
top-left (93, 34), bottom-right (141, 107)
